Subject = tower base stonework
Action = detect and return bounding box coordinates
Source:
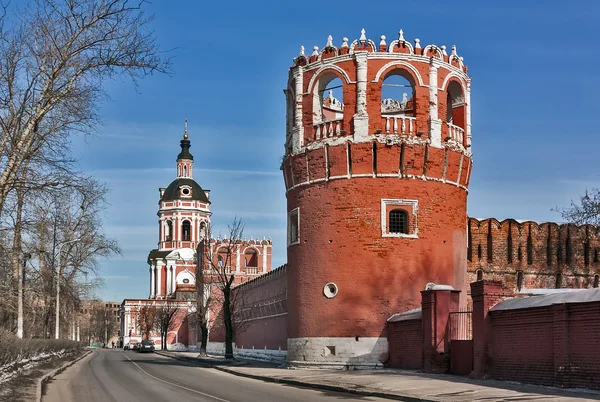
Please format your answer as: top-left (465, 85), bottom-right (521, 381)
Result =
top-left (287, 337), bottom-right (388, 369)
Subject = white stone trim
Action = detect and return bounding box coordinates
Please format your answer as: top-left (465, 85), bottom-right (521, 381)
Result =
top-left (150, 265), bottom-right (155, 298)
top-left (285, 172), bottom-right (468, 194)
top-left (156, 264), bottom-right (163, 296)
top-left (287, 207), bottom-right (300, 247)
top-left (287, 337), bottom-right (388, 369)
top-left (372, 60), bottom-right (426, 87)
top-left (300, 51), bottom-right (469, 78)
top-left (381, 198), bottom-right (419, 238)
top-left (262, 244), bottom-right (267, 273)
top-left (306, 64), bottom-right (353, 95)
top-left (440, 71), bottom-right (467, 92)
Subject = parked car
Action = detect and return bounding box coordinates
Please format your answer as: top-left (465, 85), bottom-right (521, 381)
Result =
top-left (137, 339), bottom-right (155, 353)
top-left (125, 341), bottom-right (139, 351)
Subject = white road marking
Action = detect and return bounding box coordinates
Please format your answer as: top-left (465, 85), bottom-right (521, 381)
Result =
top-left (122, 353), bottom-right (231, 402)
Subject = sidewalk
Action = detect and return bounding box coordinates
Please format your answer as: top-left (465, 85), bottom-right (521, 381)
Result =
top-left (156, 351), bottom-right (600, 401)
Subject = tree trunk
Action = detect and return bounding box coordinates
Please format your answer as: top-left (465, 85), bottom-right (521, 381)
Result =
top-left (223, 285), bottom-right (234, 359)
top-left (198, 322), bottom-right (208, 356)
top-left (12, 182), bottom-right (24, 338)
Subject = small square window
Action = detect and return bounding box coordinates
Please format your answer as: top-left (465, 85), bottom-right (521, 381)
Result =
top-left (288, 208), bottom-right (300, 246)
top-left (381, 199), bottom-right (418, 238)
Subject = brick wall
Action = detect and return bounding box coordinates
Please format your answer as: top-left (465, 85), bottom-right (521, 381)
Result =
top-left (488, 301), bottom-right (600, 389)
top-left (387, 319), bottom-right (423, 369)
top-left (231, 265), bottom-right (288, 351)
top-left (490, 307), bottom-right (555, 385)
top-left (467, 218), bottom-right (600, 292)
top-left (472, 280), bottom-right (600, 389)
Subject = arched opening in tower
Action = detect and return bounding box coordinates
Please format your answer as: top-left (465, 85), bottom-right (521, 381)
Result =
top-left (166, 220), bottom-right (173, 241)
top-left (182, 220), bottom-right (191, 241)
top-left (285, 81), bottom-right (295, 153)
top-left (381, 71), bottom-right (415, 117)
top-left (446, 81), bottom-right (465, 130)
top-left (319, 76), bottom-right (343, 122)
top-left (245, 249), bottom-right (258, 268)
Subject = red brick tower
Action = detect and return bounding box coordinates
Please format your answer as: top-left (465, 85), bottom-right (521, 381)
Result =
top-left (282, 29), bottom-right (472, 368)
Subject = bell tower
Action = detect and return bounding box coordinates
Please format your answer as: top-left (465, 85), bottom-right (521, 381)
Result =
top-left (283, 29), bottom-right (472, 368)
top-left (149, 121), bottom-right (212, 299)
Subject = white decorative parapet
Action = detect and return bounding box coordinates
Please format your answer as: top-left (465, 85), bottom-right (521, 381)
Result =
top-left (447, 122), bottom-right (464, 145)
top-left (383, 115), bottom-right (416, 135)
top-left (314, 118), bottom-right (343, 139)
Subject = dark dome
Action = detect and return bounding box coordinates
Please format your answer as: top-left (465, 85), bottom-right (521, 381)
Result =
top-left (161, 178), bottom-right (209, 203)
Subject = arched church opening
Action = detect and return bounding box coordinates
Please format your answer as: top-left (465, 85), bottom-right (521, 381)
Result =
top-left (182, 220), bottom-right (191, 241)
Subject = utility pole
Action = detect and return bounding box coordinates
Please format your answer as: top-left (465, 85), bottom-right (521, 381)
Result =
top-left (55, 238), bottom-right (81, 339)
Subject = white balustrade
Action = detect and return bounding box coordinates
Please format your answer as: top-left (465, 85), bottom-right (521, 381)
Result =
top-left (447, 123), bottom-right (464, 145)
top-left (383, 115), bottom-right (416, 135)
top-left (314, 118), bottom-right (343, 140)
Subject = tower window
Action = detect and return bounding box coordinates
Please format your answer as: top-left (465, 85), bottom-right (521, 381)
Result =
top-left (389, 209), bottom-right (408, 234)
top-left (594, 275), bottom-right (599, 288)
top-left (476, 269), bottom-right (483, 281)
top-left (184, 166), bottom-right (187, 177)
top-left (166, 221), bottom-right (173, 241)
top-left (182, 220), bottom-right (191, 241)
top-left (516, 271), bottom-right (524, 291)
top-left (381, 199), bottom-right (418, 238)
top-left (218, 255), bottom-right (224, 267)
top-left (288, 208), bottom-right (299, 246)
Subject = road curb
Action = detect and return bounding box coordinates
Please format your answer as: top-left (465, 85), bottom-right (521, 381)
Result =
top-left (155, 351), bottom-right (435, 402)
top-left (36, 349), bottom-right (92, 402)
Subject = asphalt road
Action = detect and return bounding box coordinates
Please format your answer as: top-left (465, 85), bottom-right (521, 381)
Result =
top-left (43, 349), bottom-right (388, 402)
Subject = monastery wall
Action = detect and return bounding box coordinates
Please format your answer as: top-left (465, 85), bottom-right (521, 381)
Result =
top-left (468, 218), bottom-right (600, 292)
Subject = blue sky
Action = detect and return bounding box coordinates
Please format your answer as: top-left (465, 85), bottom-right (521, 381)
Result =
top-left (70, 0), bottom-right (600, 301)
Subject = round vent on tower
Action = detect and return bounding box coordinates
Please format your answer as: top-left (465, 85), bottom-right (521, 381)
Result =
top-left (323, 282), bottom-right (338, 298)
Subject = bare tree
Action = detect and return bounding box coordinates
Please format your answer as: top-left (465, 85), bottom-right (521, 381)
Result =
top-left (195, 239), bottom-right (214, 356)
top-left (138, 305), bottom-right (157, 341)
top-left (555, 189), bottom-right (600, 225)
top-left (0, 0), bottom-right (171, 215)
top-left (155, 300), bottom-right (178, 351)
top-left (203, 217), bottom-right (250, 359)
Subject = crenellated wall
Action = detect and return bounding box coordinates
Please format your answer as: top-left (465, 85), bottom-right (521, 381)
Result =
top-left (467, 218), bottom-right (600, 292)
top-left (208, 265), bottom-right (288, 362)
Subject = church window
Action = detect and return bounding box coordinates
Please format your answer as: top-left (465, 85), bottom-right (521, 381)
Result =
top-left (476, 269), bottom-right (483, 281)
top-left (594, 275), bottom-right (599, 288)
top-left (166, 221), bottom-right (173, 241)
top-left (199, 222), bottom-right (207, 240)
top-left (182, 220), bottom-right (191, 241)
top-left (389, 209), bottom-right (408, 234)
top-left (183, 278), bottom-right (190, 284)
top-left (245, 249), bottom-right (258, 267)
top-left (516, 271), bottom-right (524, 291)
top-left (288, 208), bottom-right (299, 246)
top-left (184, 166), bottom-right (187, 177)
